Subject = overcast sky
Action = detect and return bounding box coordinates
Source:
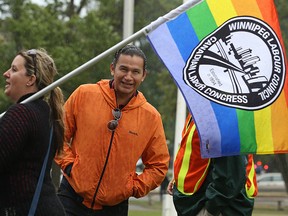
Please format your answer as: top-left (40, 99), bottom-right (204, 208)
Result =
top-left (31, 0), bottom-right (82, 5)
top-left (31, 0), bottom-right (45, 5)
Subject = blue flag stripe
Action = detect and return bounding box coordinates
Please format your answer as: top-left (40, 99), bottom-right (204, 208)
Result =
top-left (148, 21), bottom-right (223, 157)
top-left (167, 13), bottom-right (199, 62)
top-left (212, 103), bottom-right (240, 155)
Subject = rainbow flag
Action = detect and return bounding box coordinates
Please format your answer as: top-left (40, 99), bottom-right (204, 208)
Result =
top-left (147, 0), bottom-right (288, 158)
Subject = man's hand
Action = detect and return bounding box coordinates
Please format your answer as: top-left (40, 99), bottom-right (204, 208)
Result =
top-left (166, 179), bottom-right (174, 195)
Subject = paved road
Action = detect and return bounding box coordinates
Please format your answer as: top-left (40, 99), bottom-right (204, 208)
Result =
top-left (254, 195), bottom-right (288, 211)
top-left (130, 191), bottom-right (288, 214)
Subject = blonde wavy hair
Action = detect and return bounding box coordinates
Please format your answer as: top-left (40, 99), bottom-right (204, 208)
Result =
top-left (18, 48), bottom-right (64, 153)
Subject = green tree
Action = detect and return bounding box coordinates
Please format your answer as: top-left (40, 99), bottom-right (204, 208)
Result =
top-left (0, 0), bottom-right (180, 150)
top-left (275, 0), bottom-right (288, 54)
top-left (0, 0), bottom-right (120, 99)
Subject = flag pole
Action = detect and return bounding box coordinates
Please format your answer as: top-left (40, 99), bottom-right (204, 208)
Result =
top-left (0, 0), bottom-right (202, 119)
top-left (162, 0), bottom-right (189, 213)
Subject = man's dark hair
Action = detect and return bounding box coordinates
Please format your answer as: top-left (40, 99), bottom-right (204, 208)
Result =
top-left (112, 44), bottom-right (147, 71)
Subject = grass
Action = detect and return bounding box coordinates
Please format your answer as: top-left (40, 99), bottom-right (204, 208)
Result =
top-left (129, 199), bottom-right (162, 216)
top-left (128, 197), bottom-right (288, 216)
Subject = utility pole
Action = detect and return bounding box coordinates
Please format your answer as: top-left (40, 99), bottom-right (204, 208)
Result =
top-left (123, 0), bottom-right (134, 39)
top-left (162, 0), bottom-right (187, 213)
top-left (162, 85), bottom-right (186, 215)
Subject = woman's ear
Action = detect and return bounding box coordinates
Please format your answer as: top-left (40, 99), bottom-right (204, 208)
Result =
top-left (26, 74), bottom-right (37, 87)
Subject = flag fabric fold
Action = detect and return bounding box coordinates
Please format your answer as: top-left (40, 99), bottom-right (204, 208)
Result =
top-left (147, 0), bottom-right (288, 158)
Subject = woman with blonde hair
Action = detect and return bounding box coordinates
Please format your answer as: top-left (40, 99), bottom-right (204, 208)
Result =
top-left (0, 48), bottom-right (66, 215)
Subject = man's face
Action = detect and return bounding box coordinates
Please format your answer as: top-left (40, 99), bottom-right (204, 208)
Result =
top-left (110, 54), bottom-right (146, 100)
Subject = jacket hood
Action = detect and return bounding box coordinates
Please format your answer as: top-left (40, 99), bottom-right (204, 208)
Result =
top-left (98, 79), bottom-right (147, 110)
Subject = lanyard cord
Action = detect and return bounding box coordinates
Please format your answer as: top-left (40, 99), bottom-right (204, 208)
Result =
top-left (28, 126), bottom-right (53, 216)
top-left (90, 131), bottom-right (115, 209)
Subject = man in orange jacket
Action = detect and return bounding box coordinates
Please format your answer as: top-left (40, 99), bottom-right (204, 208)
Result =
top-left (167, 113), bottom-right (258, 216)
top-left (55, 44), bottom-right (170, 216)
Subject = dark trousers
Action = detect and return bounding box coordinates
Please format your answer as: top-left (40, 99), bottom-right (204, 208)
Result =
top-left (57, 177), bottom-right (129, 216)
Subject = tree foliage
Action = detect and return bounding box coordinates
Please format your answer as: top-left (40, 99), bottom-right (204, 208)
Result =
top-left (0, 0), bottom-right (181, 148)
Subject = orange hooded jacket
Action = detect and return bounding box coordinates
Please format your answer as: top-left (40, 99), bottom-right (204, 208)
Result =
top-left (55, 80), bottom-right (169, 210)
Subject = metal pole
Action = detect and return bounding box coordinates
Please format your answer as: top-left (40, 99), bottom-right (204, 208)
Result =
top-left (162, 88), bottom-right (186, 216)
top-left (0, 0), bottom-right (202, 119)
top-left (123, 0), bottom-right (134, 39)
top-left (164, 3), bottom-right (188, 216)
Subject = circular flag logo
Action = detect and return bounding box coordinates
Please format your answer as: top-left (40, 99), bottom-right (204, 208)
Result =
top-left (183, 16), bottom-right (285, 110)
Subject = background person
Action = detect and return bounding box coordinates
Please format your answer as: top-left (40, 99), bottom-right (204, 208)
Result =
top-left (55, 44), bottom-right (170, 216)
top-left (0, 48), bottom-right (66, 215)
top-left (167, 113), bottom-right (258, 216)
